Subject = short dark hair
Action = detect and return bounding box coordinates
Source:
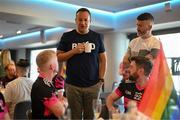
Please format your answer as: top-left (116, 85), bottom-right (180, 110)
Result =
top-left (130, 56), bottom-right (153, 76)
top-left (76, 8), bottom-right (91, 19)
top-left (137, 12), bottom-right (154, 22)
top-left (16, 59), bottom-right (30, 67)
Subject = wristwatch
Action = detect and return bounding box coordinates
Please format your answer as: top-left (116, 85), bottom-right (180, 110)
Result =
top-left (99, 78), bottom-right (104, 82)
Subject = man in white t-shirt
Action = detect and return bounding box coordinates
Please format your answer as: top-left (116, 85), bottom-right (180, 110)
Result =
top-left (4, 59), bottom-right (34, 119)
top-left (123, 13), bottom-right (160, 65)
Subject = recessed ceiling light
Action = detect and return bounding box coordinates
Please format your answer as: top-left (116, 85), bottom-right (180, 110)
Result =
top-left (0, 35), bottom-right (3, 38)
top-left (16, 30), bottom-right (22, 34)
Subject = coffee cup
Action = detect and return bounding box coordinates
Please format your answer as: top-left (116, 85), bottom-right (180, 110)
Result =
top-left (85, 43), bottom-right (95, 53)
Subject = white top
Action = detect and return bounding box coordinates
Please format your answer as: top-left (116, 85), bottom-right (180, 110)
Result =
top-left (128, 36), bottom-right (160, 57)
top-left (4, 77), bottom-right (34, 118)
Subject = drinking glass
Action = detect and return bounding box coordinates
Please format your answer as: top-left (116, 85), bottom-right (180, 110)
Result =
top-left (111, 110), bottom-right (121, 120)
top-left (93, 99), bottom-right (102, 119)
top-left (62, 108), bottom-right (71, 120)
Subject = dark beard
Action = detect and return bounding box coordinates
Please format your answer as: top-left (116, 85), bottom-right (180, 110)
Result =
top-left (129, 74), bottom-right (138, 81)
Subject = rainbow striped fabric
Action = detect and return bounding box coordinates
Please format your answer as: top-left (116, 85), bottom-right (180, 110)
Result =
top-left (139, 43), bottom-right (180, 120)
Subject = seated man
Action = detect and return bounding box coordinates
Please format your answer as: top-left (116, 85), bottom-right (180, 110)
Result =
top-left (106, 56), bottom-right (153, 113)
top-left (31, 50), bottom-right (68, 119)
top-left (0, 62), bottom-right (17, 88)
top-left (4, 59), bottom-right (33, 119)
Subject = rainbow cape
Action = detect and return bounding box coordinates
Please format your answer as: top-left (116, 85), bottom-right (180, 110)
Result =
top-left (139, 43), bottom-right (180, 120)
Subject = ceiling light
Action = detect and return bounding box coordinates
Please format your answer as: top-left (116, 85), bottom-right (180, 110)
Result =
top-left (0, 27), bottom-right (67, 42)
top-left (16, 30), bottom-right (22, 34)
top-left (2, 31), bottom-right (40, 42)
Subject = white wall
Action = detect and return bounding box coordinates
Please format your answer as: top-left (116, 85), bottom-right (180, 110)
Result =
top-left (16, 48), bottom-right (26, 61)
top-left (103, 31), bottom-right (129, 92)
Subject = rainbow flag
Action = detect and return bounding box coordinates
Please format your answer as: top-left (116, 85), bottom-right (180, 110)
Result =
top-left (139, 43), bottom-right (180, 120)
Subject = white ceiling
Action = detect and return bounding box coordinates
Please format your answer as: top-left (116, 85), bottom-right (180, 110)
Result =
top-left (0, 0), bottom-right (180, 49)
top-left (0, 0), bottom-right (169, 39)
top-left (56, 0), bottom-right (167, 12)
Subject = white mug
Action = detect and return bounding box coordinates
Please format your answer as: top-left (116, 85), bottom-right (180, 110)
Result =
top-left (85, 43), bottom-right (95, 53)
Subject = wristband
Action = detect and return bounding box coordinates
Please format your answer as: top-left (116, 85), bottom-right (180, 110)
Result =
top-left (99, 78), bottom-right (104, 82)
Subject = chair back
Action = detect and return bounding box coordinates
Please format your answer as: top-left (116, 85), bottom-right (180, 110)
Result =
top-left (14, 100), bottom-right (31, 119)
top-left (26, 109), bottom-right (32, 120)
top-left (99, 104), bottom-right (109, 119)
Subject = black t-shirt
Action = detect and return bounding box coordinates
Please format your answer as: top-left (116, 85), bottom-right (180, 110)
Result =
top-left (115, 83), bottom-right (145, 112)
top-left (57, 29), bottom-right (105, 87)
top-left (0, 75), bottom-right (17, 88)
top-left (31, 77), bottom-right (58, 119)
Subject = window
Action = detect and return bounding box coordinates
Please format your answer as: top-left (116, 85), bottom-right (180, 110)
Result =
top-left (30, 48), bottom-right (56, 81)
top-left (157, 33), bottom-right (180, 92)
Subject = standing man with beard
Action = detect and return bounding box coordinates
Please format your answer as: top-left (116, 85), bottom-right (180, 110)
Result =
top-left (57, 8), bottom-right (107, 119)
top-left (106, 56), bottom-right (152, 113)
top-left (123, 13), bottom-right (160, 66)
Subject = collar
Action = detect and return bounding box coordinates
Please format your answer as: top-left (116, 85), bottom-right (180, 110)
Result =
top-left (135, 81), bottom-right (148, 91)
top-left (39, 72), bottom-right (53, 87)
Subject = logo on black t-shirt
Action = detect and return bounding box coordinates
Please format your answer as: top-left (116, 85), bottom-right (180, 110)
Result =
top-left (72, 41), bottom-right (96, 51)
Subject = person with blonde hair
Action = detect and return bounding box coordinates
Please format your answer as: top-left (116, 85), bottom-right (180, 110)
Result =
top-left (0, 49), bottom-right (13, 77)
top-left (0, 49), bottom-right (16, 88)
top-left (4, 59), bottom-right (33, 119)
top-left (1, 49), bottom-right (12, 68)
top-left (31, 50), bottom-right (68, 119)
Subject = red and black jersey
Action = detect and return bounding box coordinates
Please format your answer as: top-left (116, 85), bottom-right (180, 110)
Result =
top-left (115, 82), bottom-right (145, 112)
top-left (31, 77), bottom-right (58, 119)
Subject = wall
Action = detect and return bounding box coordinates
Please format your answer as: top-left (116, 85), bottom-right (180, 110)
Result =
top-left (114, 1), bottom-right (180, 32)
top-left (103, 31), bottom-right (129, 92)
top-left (16, 48), bottom-right (26, 61)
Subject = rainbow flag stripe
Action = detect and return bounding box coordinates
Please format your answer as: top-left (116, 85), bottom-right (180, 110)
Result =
top-left (139, 43), bottom-right (180, 120)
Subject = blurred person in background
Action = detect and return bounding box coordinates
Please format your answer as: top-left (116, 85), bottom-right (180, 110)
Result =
top-left (0, 49), bottom-right (13, 77)
top-left (4, 59), bottom-right (33, 119)
top-left (0, 62), bottom-right (17, 88)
